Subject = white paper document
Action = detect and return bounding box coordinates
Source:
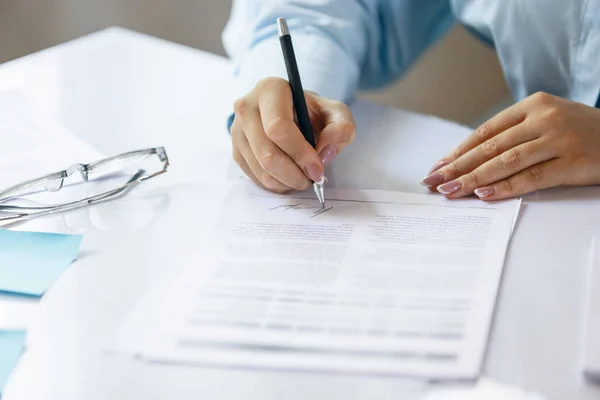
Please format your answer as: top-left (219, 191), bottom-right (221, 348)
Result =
top-left (583, 237), bottom-right (600, 381)
top-left (422, 378), bottom-right (546, 400)
top-left (120, 181), bottom-right (520, 379)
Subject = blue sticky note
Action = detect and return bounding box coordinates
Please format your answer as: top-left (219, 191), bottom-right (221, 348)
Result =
top-left (0, 230), bottom-right (82, 296)
top-left (0, 331), bottom-right (26, 396)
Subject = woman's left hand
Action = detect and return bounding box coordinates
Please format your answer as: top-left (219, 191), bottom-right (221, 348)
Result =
top-left (421, 92), bottom-right (600, 200)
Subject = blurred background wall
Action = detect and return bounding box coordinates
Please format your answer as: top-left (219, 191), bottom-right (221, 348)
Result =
top-left (0, 0), bottom-right (511, 126)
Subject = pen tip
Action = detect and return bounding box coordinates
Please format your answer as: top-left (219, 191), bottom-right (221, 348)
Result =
top-left (277, 17), bottom-right (289, 37)
top-left (313, 182), bottom-right (325, 206)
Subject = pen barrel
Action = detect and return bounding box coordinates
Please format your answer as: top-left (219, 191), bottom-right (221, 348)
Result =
top-left (279, 35), bottom-right (316, 149)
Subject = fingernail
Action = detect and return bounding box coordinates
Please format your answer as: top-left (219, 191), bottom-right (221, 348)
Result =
top-left (437, 180), bottom-right (461, 195)
top-left (429, 160), bottom-right (448, 173)
top-left (306, 163), bottom-right (326, 184)
top-left (319, 145), bottom-right (338, 165)
top-left (420, 172), bottom-right (445, 187)
top-left (474, 186), bottom-right (495, 198)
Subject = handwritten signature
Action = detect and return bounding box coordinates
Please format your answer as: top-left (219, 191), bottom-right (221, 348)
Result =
top-left (311, 205), bottom-right (333, 218)
top-left (269, 203), bottom-right (333, 218)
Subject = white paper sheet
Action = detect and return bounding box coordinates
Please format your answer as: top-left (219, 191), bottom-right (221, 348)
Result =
top-left (583, 237), bottom-right (600, 381)
top-left (120, 180), bottom-right (520, 379)
top-left (421, 378), bottom-right (546, 400)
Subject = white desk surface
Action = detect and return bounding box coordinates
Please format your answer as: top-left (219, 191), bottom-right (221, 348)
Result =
top-left (1, 27), bottom-right (599, 400)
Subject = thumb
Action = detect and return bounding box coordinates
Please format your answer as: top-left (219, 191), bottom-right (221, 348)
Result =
top-left (314, 98), bottom-right (356, 166)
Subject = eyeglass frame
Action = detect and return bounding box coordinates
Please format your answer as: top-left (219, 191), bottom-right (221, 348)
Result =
top-left (0, 147), bottom-right (169, 225)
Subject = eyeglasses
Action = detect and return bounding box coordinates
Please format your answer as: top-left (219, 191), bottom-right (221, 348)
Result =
top-left (0, 147), bottom-right (169, 226)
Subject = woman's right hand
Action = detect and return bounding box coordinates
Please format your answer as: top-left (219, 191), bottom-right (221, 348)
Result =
top-left (231, 77), bottom-right (356, 193)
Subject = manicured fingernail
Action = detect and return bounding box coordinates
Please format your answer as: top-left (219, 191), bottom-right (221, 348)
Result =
top-left (306, 163), bottom-right (325, 184)
top-left (437, 180), bottom-right (461, 195)
top-left (429, 160), bottom-right (448, 173)
top-left (420, 172), bottom-right (445, 187)
top-left (474, 186), bottom-right (495, 198)
top-left (319, 145), bottom-right (338, 165)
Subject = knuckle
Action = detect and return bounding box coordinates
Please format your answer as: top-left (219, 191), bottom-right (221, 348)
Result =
top-left (468, 172), bottom-right (481, 188)
top-left (474, 122), bottom-right (494, 141)
top-left (256, 77), bottom-right (288, 93)
top-left (441, 162), bottom-right (461, 180)
top-left (233, 98), bottom-right (250, 117)
top-left (530, 91), bottom-right (554, 106)
top-left (289, 147), bottom-right (304, 162)
top-left (338, 121), bottom-right (357, 145)
top-left (481, 137), bottom-right (500, 157)
top-left (500, 149), bottom-right (522, 168)
top-left (500, 178), bottom-right (514, 194)
top-left (258, 150), bottom-right (280, 171)
top-left (448, 162), bottom-right (461, 177)
top-left (528, 165), bottom-right (545, 182)
top-left (541, 105), bottom-right (565, 125)
top-left (450, 147), bottom-right (463, 161)
top-left (264, 116), bottom-right (290, 142)
top-left (330, 99), bottom-right (347, 110)
top-left (258, 170), bottom-right (278, 188)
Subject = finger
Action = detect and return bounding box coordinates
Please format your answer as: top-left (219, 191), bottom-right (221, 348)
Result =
top-left (257, 81), bottom-right (325, 184)
top-left (472, 159), bottom-right (565, 201)
top-left (232, 125), bottom-right (276, 189)
top-left (313, 96), bottom-right (356, 166)
top-left (233, 126), bottom-right (293, 193)
top-left (421, 124), bottom-right (540, 187)
top-left (238, 102), bottom-right (313, 190)
top-left (430, 103), bottom-right (527, 170)
top-left (232, 147), bottom-right (274, 191)
top-left (437, 140), bottom-right (556, 198)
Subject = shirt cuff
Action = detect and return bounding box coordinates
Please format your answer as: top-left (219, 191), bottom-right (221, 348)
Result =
top-left (232, 34), bottom-right (360, 103)
top-left (227, 112), bottom-right (235, 134)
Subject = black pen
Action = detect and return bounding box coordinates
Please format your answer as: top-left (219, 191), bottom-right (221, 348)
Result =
top-left (277, 17), bottom-right (326, 207)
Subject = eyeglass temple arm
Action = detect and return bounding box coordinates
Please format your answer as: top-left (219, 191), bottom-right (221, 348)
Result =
top-left (0, 169), bottom-right (146, 225)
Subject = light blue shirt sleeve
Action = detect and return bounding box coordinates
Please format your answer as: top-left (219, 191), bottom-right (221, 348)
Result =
top-left (223, 0), bottom-right (455, 102)
top-left (454, 0), bottom-right (600, 107)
